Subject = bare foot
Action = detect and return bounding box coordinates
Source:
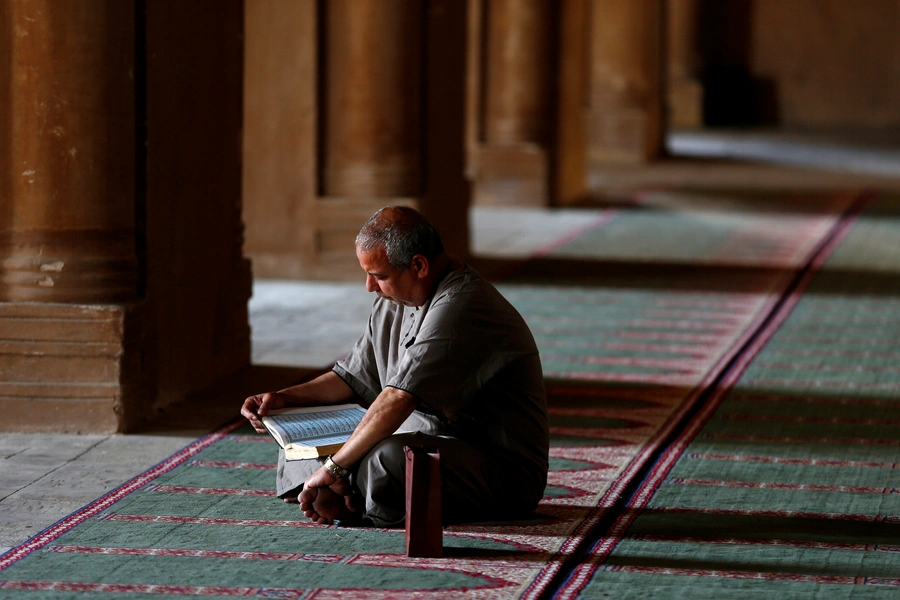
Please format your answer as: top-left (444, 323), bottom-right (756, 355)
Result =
top-left (282, 495), bottom-right (298, 504)
top-left (298, 486), bottom-right (357, 524)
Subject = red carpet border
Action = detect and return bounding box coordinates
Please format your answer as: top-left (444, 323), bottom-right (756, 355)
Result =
top-left (0, 190), bottom-right (867, 599)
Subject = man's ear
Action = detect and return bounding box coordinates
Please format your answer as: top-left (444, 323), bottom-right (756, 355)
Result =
top-left (411, 255), bottom-right (429, 278)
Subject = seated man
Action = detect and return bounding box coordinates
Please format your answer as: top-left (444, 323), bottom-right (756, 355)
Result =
top-left (241, 205), bottom-right (548, 527)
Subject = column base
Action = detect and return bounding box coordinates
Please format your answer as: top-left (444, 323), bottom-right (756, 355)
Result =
top-left (587, 107), bottom-right (663, 165)
top-left (669, 77), bottom-right (705, 130)
top-left (472, 145), bottom-right (549, 207)
top-left (0, 301), bottom-right (145, 433)
top-left (0, 230), bottom-right (137, 304)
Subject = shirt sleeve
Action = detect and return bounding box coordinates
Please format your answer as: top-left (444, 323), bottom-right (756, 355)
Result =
top-left (333, 313), bottom-right (382, 405)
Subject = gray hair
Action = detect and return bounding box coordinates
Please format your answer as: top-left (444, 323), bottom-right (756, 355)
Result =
top-left (356, 206), bottom-right (445, 271)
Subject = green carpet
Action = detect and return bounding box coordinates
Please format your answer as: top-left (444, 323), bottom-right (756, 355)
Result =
top-left (0, 190), bottom-right (864, 598)
top-left (564, 192), bottom-right (900, 598)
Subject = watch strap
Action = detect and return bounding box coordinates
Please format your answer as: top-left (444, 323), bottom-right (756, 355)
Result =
top-left (324, 456), bottom-right (350, 478)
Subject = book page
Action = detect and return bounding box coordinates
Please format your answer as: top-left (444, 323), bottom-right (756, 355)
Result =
top-left (264, 404), bottom-right (366, 447)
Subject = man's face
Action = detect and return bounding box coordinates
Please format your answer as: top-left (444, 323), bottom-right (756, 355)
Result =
top-left (356, 245), bottom-right (423, 307)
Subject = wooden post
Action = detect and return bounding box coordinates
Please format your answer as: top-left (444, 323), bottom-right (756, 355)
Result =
top-left (405, 445), bottom-right (443, 558)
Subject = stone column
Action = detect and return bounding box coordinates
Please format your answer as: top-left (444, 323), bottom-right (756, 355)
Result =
top-left (421, 0), bottom-right (472, 258)
top-left (322, 0), bottom-right (423, 197)
top-left (475, 0), bottom-right (555, 206)
top-left (667, 0), bottom-right (704, 129)
top-left (244, 0), bottom-right (471, 280)
top-left (554, 0), bottom-right (590, 206)
top-left (243, 0), bottom-right (318, 279)
top-left (143, 0), bottom-right (250, 419)
top-left (0, 0), bottom-right (141, 432)
top-left (587, 0), bottom-right (664, 163)
top-left (0, 0), bottom-right (137, 303)
top-left (483, 0), bottom-right (554, 146)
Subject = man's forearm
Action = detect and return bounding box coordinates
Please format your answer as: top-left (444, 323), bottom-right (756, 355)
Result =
top-left (277, 371), bottom-right (357, 407)
top-left (330, 386), bottom-right (417, 468)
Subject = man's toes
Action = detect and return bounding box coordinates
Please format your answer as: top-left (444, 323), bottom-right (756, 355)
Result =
top-left (298, 487), bottom-right (317, 505)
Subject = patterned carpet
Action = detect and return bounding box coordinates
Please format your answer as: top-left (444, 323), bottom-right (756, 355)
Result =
top-left (561, 192), bottom-right (900, 598)
top-left (0, 190), bottom-right (874, 598)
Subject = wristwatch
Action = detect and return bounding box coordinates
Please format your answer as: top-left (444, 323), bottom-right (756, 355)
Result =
top-left (324, 456), bottom-right (350, 479)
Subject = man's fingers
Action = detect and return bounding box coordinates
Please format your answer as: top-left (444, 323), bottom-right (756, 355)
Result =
top-left (240, 395), bottom-right (274, 433)
top-left (240, 396), bottom-right (263, 420)
top-left (239, 403), bottom-right (255, 421)
top-left (255, 393), bottom-right (270, 416)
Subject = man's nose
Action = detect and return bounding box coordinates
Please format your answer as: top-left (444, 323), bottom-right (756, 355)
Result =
top-left (365, 274), bottom-right (378, 293)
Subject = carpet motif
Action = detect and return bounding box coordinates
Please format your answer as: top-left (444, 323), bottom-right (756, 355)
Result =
top-left (563, 193), bottom-right (900, 598)
top-left (0, 191), bottom-right (864, 598)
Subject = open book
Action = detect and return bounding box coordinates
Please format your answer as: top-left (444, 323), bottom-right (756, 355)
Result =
top-left (261, 403), bottom-right (366, 461)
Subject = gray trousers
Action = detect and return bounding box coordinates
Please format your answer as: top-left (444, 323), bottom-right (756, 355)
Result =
top-left (276, 431), bottom-right (517, 528)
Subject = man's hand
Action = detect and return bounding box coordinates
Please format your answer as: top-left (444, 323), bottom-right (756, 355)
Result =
top-left (294, 387), bottom-right (417, 524)
top-left (240, 392), bottom-right (289, 433)
top-left (298, 466), bottom-right (359, 524)
top-left (240, 372), bottom-right (359, 434)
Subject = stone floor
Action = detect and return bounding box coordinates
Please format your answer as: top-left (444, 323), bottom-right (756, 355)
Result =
top-left (668, 126), bottom-right (900, 179)
top-left (3, 129), bottom-right (900, 555)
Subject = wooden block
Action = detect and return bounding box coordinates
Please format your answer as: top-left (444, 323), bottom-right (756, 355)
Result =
top-left (404, 445), bottom-right (443, 558)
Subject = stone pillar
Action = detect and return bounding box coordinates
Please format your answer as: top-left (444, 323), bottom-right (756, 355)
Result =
top-left (243, 0), bottom-right (318, 279)
top-left (143, 0), bottom-right (250, 417)
top-left (322, 0), bottom-right (423, 197)
top-left (587, 0), bottom-right (664, 164)
top-left (0, 0), bottom-right (142, 432)
top-left (243, 0), bottom-right (472, 279)
top-left (554, 0), bottom-right (590, 206)
top-left (483, 0), bottom-right (554, 146)
top-left (667, 0), bottom-right (704, 129)
top-left (474, 0), bottom-right (556, 206)
top-left (421, 0), bottom-right (472, 257)
top-left (0, 0), bottom-right (137, 303)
